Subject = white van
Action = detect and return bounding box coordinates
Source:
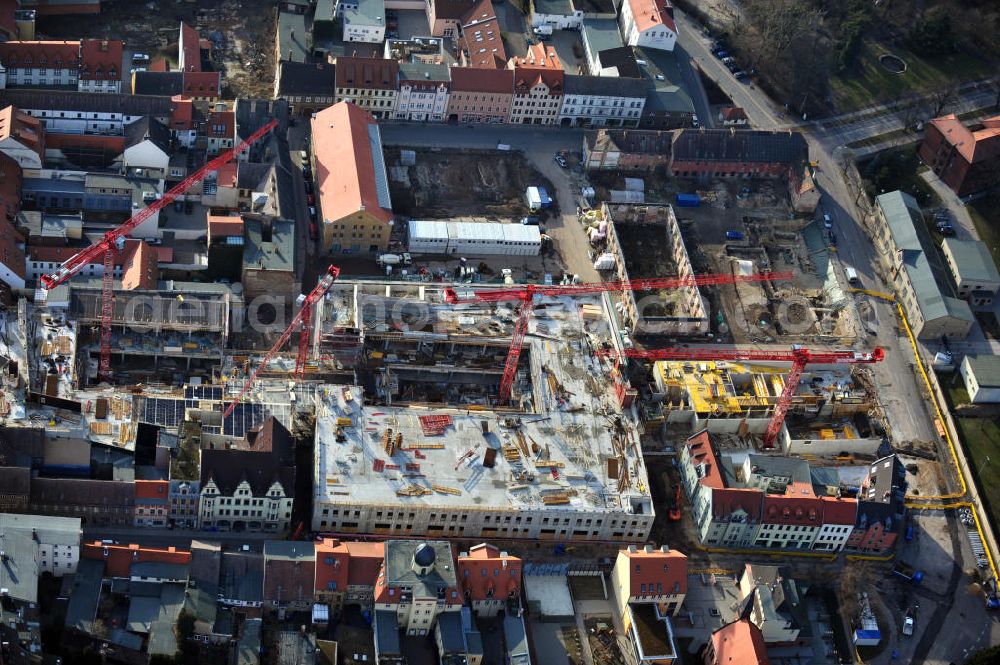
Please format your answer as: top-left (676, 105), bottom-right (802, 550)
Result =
top-left (845, 266), bottom-right (860, 285)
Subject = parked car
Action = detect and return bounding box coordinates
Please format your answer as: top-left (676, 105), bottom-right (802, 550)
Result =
top-left (726, 230), bottom-right (744, 241)
top-left (714, 50), bottom-right (728, 59)
top-left (307, 194), bottom-right (315, 205)
top-left (174, 199), bottom-right (184, 212)
top-left (299, 150), bottom-right (308, 162)
top-left (310, 223), bottom-right (319, 241)
top-left (721, 56), bottom-right (735, 65)
top-left (184, 201), bottom-right (194, 214)
top-left (823, 212), bottom-right (833, 229)
top-left (734, 70), bottom-right (748, 81)
top-left (308, 206), bottom-right (317, 219)
top-left (726, 61), bottom-right (740, 72)
top-left (521, 216), bottom-right (540, 226)
top-left (554, 154), bottom-right (568, 168)
top-left (304, 181), bottom-right (313, 193)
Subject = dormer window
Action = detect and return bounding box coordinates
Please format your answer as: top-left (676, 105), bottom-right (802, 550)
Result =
top-left (40, 56), bottom-right (47, 65)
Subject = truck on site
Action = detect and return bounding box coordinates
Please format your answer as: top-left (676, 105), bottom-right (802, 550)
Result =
top-left (893, 563), bottom-right (924, 585)
top-left (533, 24), bottom-right (554, 37)
top-left (902, 606), bottom-right (916, 636)
top-left (377, 253), bottom-right (412, 267)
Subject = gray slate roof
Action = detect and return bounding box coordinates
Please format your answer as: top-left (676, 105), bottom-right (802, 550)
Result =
top-left (564, 73), bottom-right (648, 98)
top-left (673, 128), bottom-right (809, 164)
top-left (277, 61), bottom-right (336, 97)
top-left (942, 238), bottom-right (1000, 285)
top-left (964, 355), bottom-right (1000, 388)
top-left (876, 191), bottom-right (974, 326)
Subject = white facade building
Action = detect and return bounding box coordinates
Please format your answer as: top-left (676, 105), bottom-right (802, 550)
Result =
top-left (395, 63), bottom-right (450, 122)
top-left (619, 0), bottom-right (677, 52)
top-left (559, 75), bottom-right (647, 127)
top-left (0, 513), bottom-right (82, 577)
top-left (960, 355), bottom-right (1000, 404)
top-left (342, 0), bottom-right (386, 43)
top-left (408, 220), bottom-right (541, 256)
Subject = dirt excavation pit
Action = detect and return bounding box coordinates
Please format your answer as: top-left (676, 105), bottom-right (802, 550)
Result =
top-left (385, 148), bottom-right (554, 219)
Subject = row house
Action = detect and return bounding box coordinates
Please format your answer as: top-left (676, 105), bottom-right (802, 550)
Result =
top-left (274, 60), bottom-right (337, 116)
top-left (670, 128), bottom-right (809, 179)
top-left (134, 479), bottom-right (169, 527)
top-left (0, 513), bottom-right (81, 577)
top-left (509, 45), bottom-right (564, 125)
top-left (169, 479), bottom-right (200, 528)
top-left (334, 56), bottom-right (399, 120)
top-left (395, 62), bottom-right (450, 122)
top-left (82, 541), bottom-right (191, 578)
top-left (314, 538), bottom-right (385, 610)
top-left (456, 543), bottom-right (522, 617)
top-left (846, 455), bottom-right (907, 554)
top-left (0, 39), bottom-right (123, 92)
top-left (446, 67), bottom-right (513, 123)
top-left (611, 545), bottom-right (687, 665)
top-left (678, 431), bottom-right (859, 552)
top-left (559, 74), bottom-right (647, 128)
top-left (373, 541), bottom-right (463, 638)
top-left (198, 417), bottom-right (296, 533)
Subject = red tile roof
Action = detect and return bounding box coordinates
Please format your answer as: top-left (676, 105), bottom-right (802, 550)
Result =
top-left (712, 487), bottom-right (763, 522)
top-left (0, 40), bottom-right (80, 69)
top-left (457, 543), bottom-right (522, 602)
top-left (335, 56), bottom-right (400, 91)
top-left (345, 541), bottom-right (385, 586)
top-left (0, 150), bottom-right (23, 225)
top-left (170, 95), bottom-right (194, 130)
top-left (82, 541), bottom-right (191, 578)
top-left (627, 0), bottom-right (676, 34)
top-left (149, 58), bottom-right (169, 72)
top-left (684, 431), bottom-right (725, 489)
top-left (207, 213), bottom-right (244, 238)
top-left (179, 21), bottom-right (202, 72)
top-left (216, 161), bottom-right (238, 188)
top-left (761, 494), bottom-right (824, 526)
top-left (460, 0), bottom-right (506, 68)
top-left (207, 109), bottom-right (235, 138)
top-left (510, 42), bottom-right (561, 69)
top-left (620, 546), bottom-right (688, 598)
top-left (28, 240), bottom-right (171, 267)
top-left (311, 102), bottom-right (394, 226)
top-left (450, 65), bottom-right (513, 93)
top-left (821, 496), bottom-right (858, 525)
top-left (134, 479), bottom-right (169, 500)
top-left (0, 217), bottom-right (25, 285)
top-left (80, 39), bottom-right (123, 81)
top-left (929, 113), bottom-right (1000, 164)
top-left (721, 107), bottom-right (748, 122)
top-left (121, 240), bottom-right (158, 290)
top-left (708, 619), bottom-right (770, 665)
top-left (0, 105), bottom-right (46, 164)
top-left (182, 71), bottom-right (221, 98)
top-left (314, 538), bottom-right (351, 593)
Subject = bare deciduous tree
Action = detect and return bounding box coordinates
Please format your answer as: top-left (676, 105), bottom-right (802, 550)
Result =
top-left (929, 82), bottom-right (960, 118)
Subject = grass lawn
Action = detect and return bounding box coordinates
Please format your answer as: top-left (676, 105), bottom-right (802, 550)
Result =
top-left (829, 41), bottom-right (995, 112)
top-left (955, 417), bottom-right (1000, 532)
top-left (857, 145), bottom-right (940, 207)
top-left (967, 196), bottom-right (1000, 273)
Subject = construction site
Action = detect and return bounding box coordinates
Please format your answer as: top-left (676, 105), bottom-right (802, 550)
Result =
top-left (386, 148), bottom-right (555, 220)
top-left (305, 280), bottom-right (657, 542)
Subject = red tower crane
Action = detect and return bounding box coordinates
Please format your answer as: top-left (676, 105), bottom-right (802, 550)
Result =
top-left (39, 119), bottom-right (280, 382)
top-left (602, 345), bottom-right (885, 448)
top-left (222, 265), bottom-right (341, 419)
top-left (445, 270), bottom-right (793, 406)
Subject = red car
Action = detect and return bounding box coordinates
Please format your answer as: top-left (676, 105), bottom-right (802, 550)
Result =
top-left (309, 223), bottom-right (319, 241)
top-left (307, 194), bottom-right (315, 205)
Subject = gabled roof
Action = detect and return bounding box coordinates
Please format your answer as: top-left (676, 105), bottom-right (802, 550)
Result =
top-left (179, 21), bottom-right (202, 72)
top-left (626, 0), bottom-right (676, 34)
top-left (585, 129), bottom-right (672, 156)
top-left (134, 479), bottom-right (169, 501)
top-left (80, 39), bottom-right (123, 81)
top-left (312, 101), bottom-right (394, 225)
top-left (449, 66), bottom-right (513, 93)
top-left (132, 71), bottom-right (184, 97)
top-left (672, 128), bottom-right (808, 165)
top-left (761, 494), bottom-right (824, 526)
top-left (708, 619), bottom-right (770, 665)
top-left (459, 0), bottom-right (506, 68)
top-left (207, 213), bottom-right (244, 238)
top-left (821, 497), bottom-right (858, 525)
top-left (346, 541), bottom-right (386, 586)
top-left (564, 73), bottom-right (647, 98)
top-left (200, 417), bottom-right (296, 496)
top-left (277, 61), bottom-right (337, 97)
top-left (124, 115), bottom-right (172, 154)
top-left (82, 541), bottom-right (191, 578)
top-left (0, 40), bottom-right (80, 69)
top-left (335, 56), bottom-right (399, 91)
top-left (206, 108), bottom-right (235, 138)
top-left (0, 89), bottom-right (174, 117)
top-left (928, 113), bottom-right (1000, 164)
top-left (399, 61), bottom-right (451, 83)
top-left (619, 545), bottom-right (688, 597)
top-left (0, 217), bottom-right (25, 285)
top-left (182, 70), bottom-right (221, 98)
top-left (457, 543), bottom-right (522, 602)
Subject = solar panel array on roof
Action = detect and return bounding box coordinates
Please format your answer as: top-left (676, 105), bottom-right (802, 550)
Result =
top-left (223, 403), bottom-right (265, 438)
top-left (368, 124), bottom-right (392, 211)
top-left (139, 397), bottom-right (186, 428)
top-left (184, 385), bottom-right (223, 407)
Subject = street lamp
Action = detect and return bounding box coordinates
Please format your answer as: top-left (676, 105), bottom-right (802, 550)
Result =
top-left (978, 455), bottom-right (991, 477)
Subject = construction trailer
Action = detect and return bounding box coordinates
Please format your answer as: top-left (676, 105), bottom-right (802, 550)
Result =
top-left (408, 220), bottom-right (541, 257)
